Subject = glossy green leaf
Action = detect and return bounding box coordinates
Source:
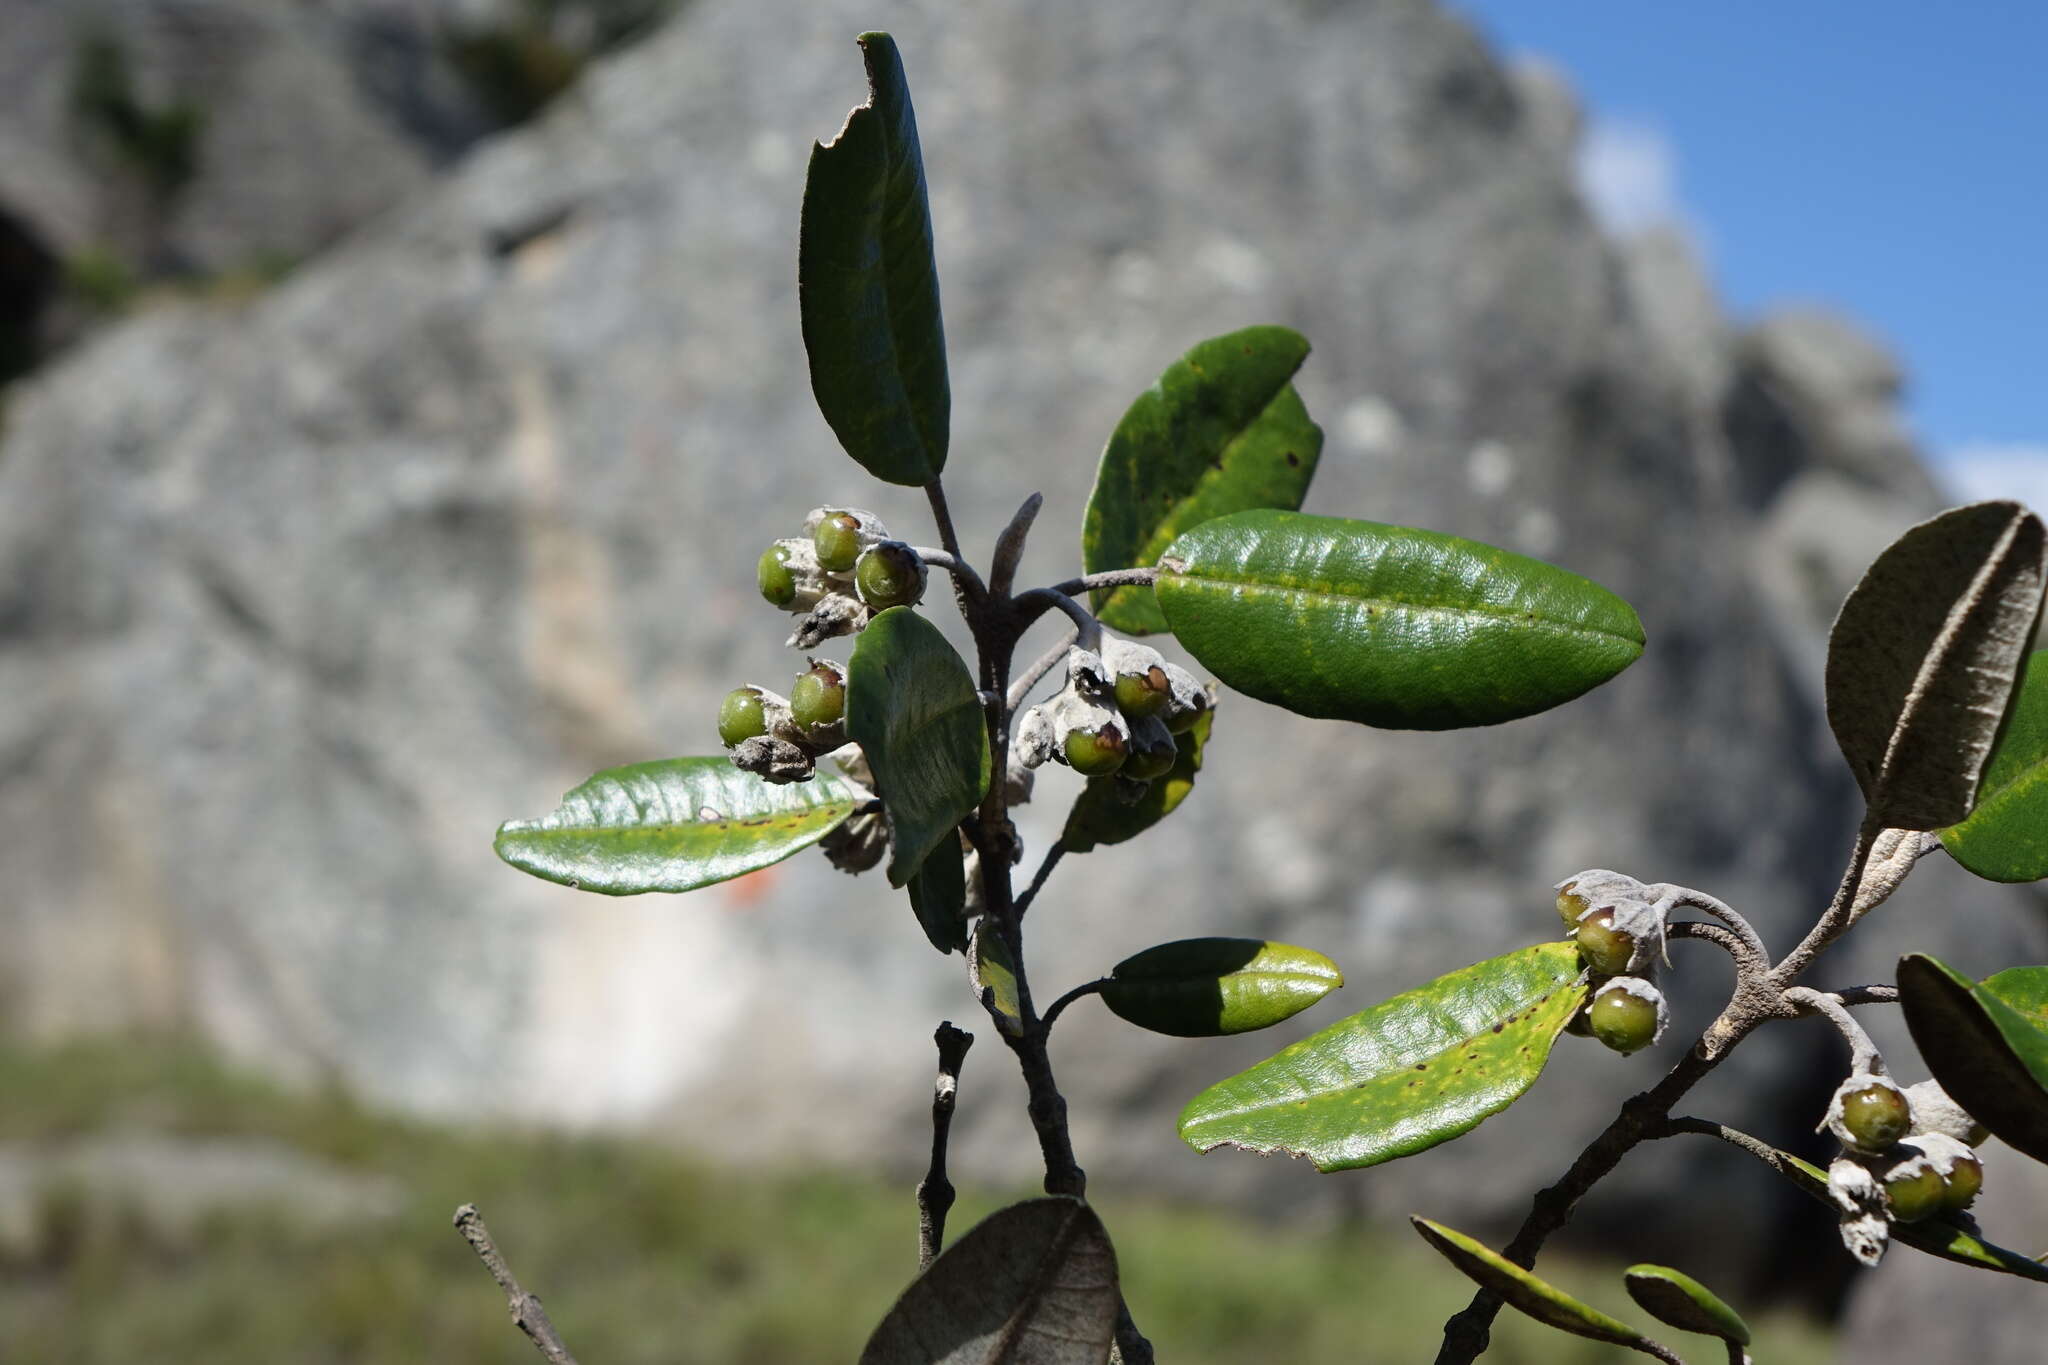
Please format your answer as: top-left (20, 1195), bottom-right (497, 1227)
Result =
top-left (860, 1197), bottom-right (1118, 1365)
top-left (847, 608), bottom-right (990, 887)
top-left (1178, 942), bottom-right (1587, 1171)
top-left (1899, 954), bottom-right (2048, 1164)
top-left (1100, 938), bottom-right (1343, 1038)
top-left (1154, 510), bottom-right (1644, 729)
top-left (1719, 1126), bottom-right (2048, 1282)
top-left (799, 32), bottom-right (949, 486)
top-left (495, 758), bottom-right (858, 895)
top-left (1060, 709), bottom-right (1213, 854)
top-left (1081, 326), bottom-right (1323, 634)
top-left (1943, 650), bottom-right (2048, 881)
top-left (907, 830), bottom-right (967, 955)
top-left (1826, 502), bottom-right (2046, 830)
top-left (970, 920), bottom-right (1023, 1038)
top-left (1412, 1219), bottom-right (1676, 1361)
top-left (1623, 1265), bottom-right (1751, 1346)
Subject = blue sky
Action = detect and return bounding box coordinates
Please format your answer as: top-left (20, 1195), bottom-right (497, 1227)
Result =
top-left (1451, 1), bottom-right (2046, 507)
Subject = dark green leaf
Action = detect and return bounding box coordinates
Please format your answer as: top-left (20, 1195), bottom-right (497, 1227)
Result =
top-left (1623, 1265), bottom-right (1751, 1346)
top-left (1081, 326), bottom-right (1323, 634)
top-left (1411, 1219), bottom-right (1675, 1361)
top-left (1100, 938), bottom-right (1343, 1038)
top-left (494, 758), bottom-right (858, 895)
top-left (1826, 502), bottom-right (2046, 829)
top-left (1154, 510), bottom-right (1644, 729)
top-left (1899, 954), bottom-right (2048, 1164)
top-left (970, 920), bottom-right (1023, 1038)
top-left (1943, 650), bottom-right (2048, 881)
top-left (908, 830), bottom-right (967, 955)
top-left (847, 608), bottom-right (990, 886)
top-left (799, 32), bottom-right (949, 486)
top-left (1060, 709), bottom-right (1213, 853)
top-left (860, 1197), bottom-right (1118, 1365)
top-left (1178, 942), bottom-right (1587, 1171)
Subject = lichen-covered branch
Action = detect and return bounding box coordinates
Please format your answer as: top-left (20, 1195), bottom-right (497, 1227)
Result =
top-left (453, 1204), bottom-right (581, 1365)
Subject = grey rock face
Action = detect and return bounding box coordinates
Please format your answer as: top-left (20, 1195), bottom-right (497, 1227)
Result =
top-left (0, 0), bottom-right (2037, 1307)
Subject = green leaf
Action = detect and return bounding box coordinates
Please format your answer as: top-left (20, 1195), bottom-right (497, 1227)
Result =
top-left (1178, 942), bottom-right (1587, 1171)
top-left (799, 32), bottom-right (949, 487)
top-left (907, 829), bottom-right (968, 955)
top-left (1100, 939), bottom-right (1343, 1038)
top-left (1411, 1219), bottom-right (1676, 1361)
top-left (859, 1197), bottom-right (1119, 1365)
top-left (970, 920), bottom-right (1023, 1038)
top-left (1623, 1265), bottom-right (1751, 1346)
top-left (1716, 1126), bottom-right (2048, 1282)
top-left (1943, 650), bottom-right (2048, 881)
top-left (1081, 326), bottom-right (1323, 634)
top-left (1153, 510), bottom-right (1644, 729)
top-left (494, 758), bottom-right (858, 895)
top-left (1826, 502), bottom-right (2046, 829)
top-left (847, 608), bottom-right (990, 887)
top-left (1899, 953), bottom-right (2048, 1164)
top-left (1060, 709), bottom-right (1213, 854)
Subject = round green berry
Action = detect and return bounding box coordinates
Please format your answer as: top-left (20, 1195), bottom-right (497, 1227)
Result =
top-left (757, 545), bottom-right (798, 607)
top-left (1883, 1163), bottom-right (1946, 1223)
top-left (717, 687), bottom-right (768, 747)
top-left (1575, 909), bottom-right (1637, 977)
top-left (1841, 1084), bottom-right (1912, 1152)
top-left (1587, 985), bottom-right (1658, 1055)
top-left (854, 543), bottom-right (924, 609)
top-left (1122, 735), bottom-right (1177, 782)
top-left (1556, 886), bottom-right (1590, 930)
top-left (1114, 665), bottom-right (1173, 720)
top-left (1164, 688), bottom-right (1209, 734)
top-left (1943, 1154), bottom-right (1984, 1211)
top-left (813, 513), bottom-right (863, 572)
top-left (1064, 724), bottom-right (1128, 776)
top-left (790, 663), bottom-right (846, 730)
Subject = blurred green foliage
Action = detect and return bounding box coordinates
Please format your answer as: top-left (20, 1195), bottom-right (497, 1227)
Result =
top-left (69, 33), bottom-right (205, 197)
top-left (442, 0), bottom-right (680, 127)
top-left (0, 1040), bottom-right (1833, 1363)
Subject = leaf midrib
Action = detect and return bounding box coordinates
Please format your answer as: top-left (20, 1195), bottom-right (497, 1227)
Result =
top-left (1164, 571), bottom-right (1642, 647)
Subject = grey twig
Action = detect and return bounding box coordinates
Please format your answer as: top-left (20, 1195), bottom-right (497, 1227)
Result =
top-left (453, 1204), bottom-right (581, 1365)
top-left (1050, 567), bottom-right (1159, 597)
top-left (1011, 586), bottom-right (1102, 654)
top-left (911, 545), bottom-right (989, 603)
top-left (1834, 983), bottom-right (1900, 1007)
top-left (1015, 841), bottom-right (1067, 919)
top-left (1039, 978), bottom-right (1107, 1035)
top-left (1007, 628), bottom-right (1078, 711)
top-left (1658, 885), bottom-right (1770, 966)
top-left (989, 492), bottom-right (1044, 600)
top-left (917, 1022), bottom-right (975, 1267)
top-left (1786, 986), bottom-right (1886, 1073)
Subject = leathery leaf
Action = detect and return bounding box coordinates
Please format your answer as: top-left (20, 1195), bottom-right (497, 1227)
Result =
top-left (1412, 1219), bottom-right (1676, 1360)
top-left (1101, 938), bottom-right (1343, 1037)
top-left (1178, 942), bottom-right (1586, 1170)
top-left (495, 758), bottom-right (859, 895)
top-left (1899, 954), bottom-right (2048, 1164)
top-left (1154, 509), bottom-right (1644, 729)
top-left (1942, 650), bottom-right (2048, 881)
top-left (1623, 1265), bottom-right (1751, 1346)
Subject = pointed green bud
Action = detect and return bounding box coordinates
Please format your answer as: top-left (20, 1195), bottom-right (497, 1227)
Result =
top-left (790, 662), bottom-right (847, 730)
top-left (812, 512), bottom-right (864, 572)
top-left (718, 686), bottom-right (768, 747)
top-left (758, 544), bottom-right (798, 606)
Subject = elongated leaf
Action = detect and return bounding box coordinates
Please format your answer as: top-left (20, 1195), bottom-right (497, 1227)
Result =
top-left (860, 1197), bottom-right (1118, 1365)
top-left (495, 758), bottom-right (858, 895)
top-left (1623, 1265), bottom-right (1751, 1346)
top-left (1412, 1219), bottom-right (1674, 1360)
top-left (1899, 954), bottom-right (2048, 1163)
top-left (1178, 942), bottom-right (1586, 1171)
top-left (1101, 938), bottom-right (1342, 1038)
top-left (1061, 709), bottom-right (1213, 854)
top-left (848, 608), bottom-right (990, 886)
top-left (970, 920), bottom-right (1022, 1037)
top-left (800, 32), bottom-right (949, 486)
top-left (1943, 650), bottom-right (2048, 881)
top-left (1717, 1127), bottom-right (2048, 1282)
top-left (1826, 502), bottom-right (2046, 829)
top-left (1082, 326), bottom-right (1323, 634)
top-left (908, 830), bottom-right (967, 955)
top-left (1154, 510), bottom-right (1644, 729)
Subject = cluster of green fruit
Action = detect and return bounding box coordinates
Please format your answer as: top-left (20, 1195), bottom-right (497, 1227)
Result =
top-left (1015, 636), bottom-right (1214, 792)
top-left (1827, 1074), bottom-right (1985, 1230)
top-left (1555, 874), bottom-right (1668, 1057)
top-left (757, 507), bottom-right (927, 630)
top-left (716, 659), bottom-right (849, 784)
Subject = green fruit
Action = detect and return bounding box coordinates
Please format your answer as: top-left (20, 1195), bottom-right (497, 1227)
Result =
top-left (1556, 886), bottom-right (1590, 930)
top-left (791, 663), bottom-right (846, 729)
top-left (1841, 1084), bottom-right (1911, 1152)
top-left (855, 543), bottom-right (925, 609)
top-left (1574, 909), bottom-right (1636, 976)
top-left (1884, 1163), bottom-right (1946, 1223)
top-left (1114, 665), bottom-right (1173, 719)
top-left (1164, 688), bottom-right (1209, 734)
top-left (1064, 724), bottom-right (1128, 776)
top-left (1943, 1154), bottom-right (1984, 1211)
top-left (1123, 736), bottom-right (1176, 781)
top-left (717, 687), bottom-right (768, 747)
top-left (758, 544), bottom-right (799, 607)
top-left (1587, 985), bottom-right (1658, 1055)
top-left (813, 513), bottom-right (863, 572)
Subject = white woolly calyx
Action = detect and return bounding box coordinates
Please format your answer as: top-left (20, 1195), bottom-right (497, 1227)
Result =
top-left (1596, 975), bottom-right (1670, 1047)
top-left (1828, 1155), bottom-right (1891, 1267)
top-left (1903, 1079), bottom-right (1990, 1145)
top-left (1555, 869), bottom-right (1646, 919)
top-left (1822, 1071), bottom-right (1909, 1154)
